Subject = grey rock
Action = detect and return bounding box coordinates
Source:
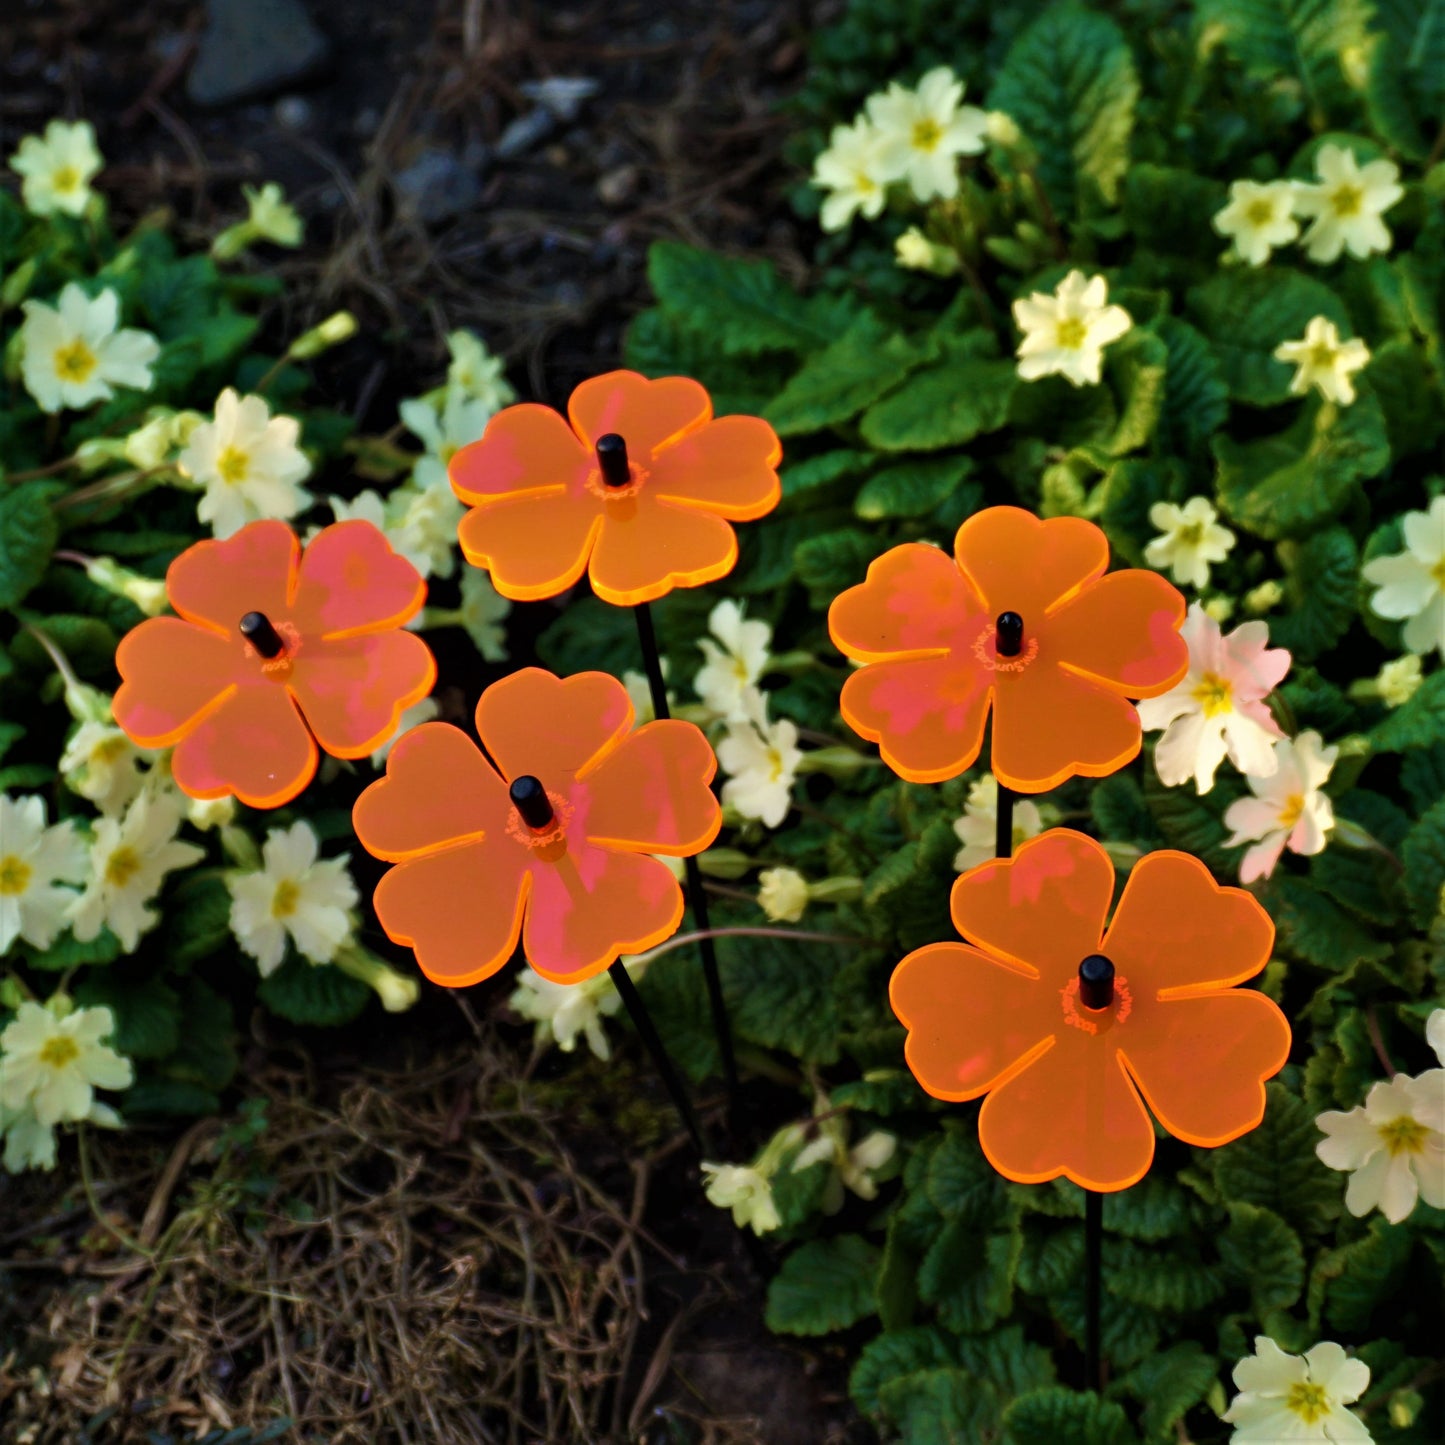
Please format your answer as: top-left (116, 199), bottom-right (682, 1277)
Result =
top-left (518, 76), bottom-right (599, 124)
top-left (188, 0), bottom-right (330, 108)
top-left (393, 148), bottom-right (484, 225)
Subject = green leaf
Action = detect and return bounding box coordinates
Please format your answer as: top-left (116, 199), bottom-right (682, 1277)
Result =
top-left (1156, 317), bottom-right (1230, 458)
top-left (162, 871), bottom-right (236, 969)
top-left (1143, 766), bottom-right (1238, 874)
top-left (1365, 337), bottom-right (1445, 456)
top-left (781, 449), bottom-right (870, 500)
top-left (0, 481), bottom-right (60, 608)
top-left (1104, 329), bottom-right (1169, 457)
top-left (918, 1218), bottom-right (1022, 1334)
top-left (850, 1326), bottom-right (955, 1417)
top-left (859, 339), bottom-right (1017, 451)
top-left (1264, 872), bottom-right (1394, 972)
top-left (1220, 1202), bottom-right (1306, 1316)
top-left (1210, 1082), bottom-right (1342, 1236)
top-left (724, 928), bottom-right (848, 1063)
top-left (765, 1235), bottom-right (880, 1335)
top-left (1372, 670), bottom-right (1445, 752)
top-left (794, 527), bottom-right (876, 610)
top-left (1101, 1175), bottom-right (1194, 1241)
top-left (169, 978), bottom-right (238, 1092)
top-left (1110, 1242), bottom-right (1225, 1314)
top-left (1362, 0), bottom-right (1445, 159)
top-left (764, 317), bottom-right (933, 435)
top-left (1090, 773), bottom-right (1160, 845)
top-left (1098, 458), bottom-right (1183, 567)
top-left (877, 1368), bottom-right (996, 1443)
top-left (122, 1077), bottom-right (221, 1117)
top-left (17, 926), bottom-right (122, 972)
top-left (1213, 391), bottom-right (1389, 540)
top-left (855, 457), bottom-right (977, 520)
top-left (1268, 527), bottom-right (1359, 662)
top-left (926, 1127), bottom-right (1011, 1225)
top-left (1318, 1216), bottom-right (1415, 1332)
top-left (1121, 165), bottom-right (1229, 262)
top-left (990, 3), bottom-right (1140, 214)
top-left (1187, 267), bottom-right (1350, 405)
top-left (1003, 1387), bottom-right (1140, 1445)
top-left (1401, 793), bottom-right (1445, 926)
top-left (876, 1209), bottom-right (922, 1330)
top-left (72, 976), bottom-right (181, 1061)
top-left (257, 958), bottom-right (370, 1027)
top-left (1117, 1342), bottom-right (1218, 1442)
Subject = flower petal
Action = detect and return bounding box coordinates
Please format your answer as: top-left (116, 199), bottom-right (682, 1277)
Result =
top-left (839, 653), bottom-right (991, 782)
top-left (113, 617), bottom-right (239, 746)
top-left (290, 630), bottom-right (436, 758)
top-left (353, 722), bottom-right (511, 861)
top-left (450, 403), bottom-right (588, 503)
top-left (524, 845), bottom-right (683, 983)
top-left (951, 830), bottom-right (1113, 983)
top-left (587, 498), bottom-right (739, 606)
top-left (978, 1034), bottom-right (1156, 1191)
top-left (373, 842), bottom-right (527, 986)
top-left (955, 507), bottom-right (1108, 619)
top-left (567, 370), bottom-right (711, 455)
top-left (647, 415), bottom-right (782, 519)
top-left (583, 719), bottom-right (721, 855)
top-left (1101, 849), bottom-right (1274, 993)
top-left (890, 941), bottom-right (1053, 1101)
top-left (991, 663), bottom-right (1145, 792)
top-left (1044, 569), bottom-right (1188, 695)
top-left (292, 520), bottom-right (426, 638)
top-left (829, 542), bottom-right (987, 662)
top-left (475, 668), bottom-right (632, 787)
top-left (457, 490), bottom-right (601, 602)
top-left (166, 519), bottom-right (298, 633)
top-left (1119, 991), bottom-right (1291, 1147)
top-left (170, 683), bottom-right (317, 807)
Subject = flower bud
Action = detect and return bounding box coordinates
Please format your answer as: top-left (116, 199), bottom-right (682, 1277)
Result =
top-left (288, 311), bottom-right (358, 360)
top-left (86, 557), bottom-right (168, 617)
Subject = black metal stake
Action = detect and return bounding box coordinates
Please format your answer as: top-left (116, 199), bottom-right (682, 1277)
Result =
top-left (239, 611), bottom-right (285, 658)
top-left (1085, 1189), bottom-right (1103, 1391)
top-left (632, 598), bottom-right (740, 1111)
top-left (995, 782), bottom-right (1015, 862)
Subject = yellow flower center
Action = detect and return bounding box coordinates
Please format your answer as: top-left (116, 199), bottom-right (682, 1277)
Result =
top-left (1286, 1381), bottom-right (1331, 1424)
top-left (93, 735), bottom-right (131, 765)
top-left (1430, 556), bottom-right (1445, 589)
top-left (1245, 198), bottom-right (1276, 227)
top-left (766, 747), bottom-right (787, 783)
top-left (271, 878), bottom-right (301, 918)
top-left (1330, 183), bottom-right (1363, 217)
top-left (853, 169), bottom-right (879, 194)
top-left (1176, 520), bottom-right (1208, 547)
top-left (1055, 316), bottom-right (1088, 350)
top-left (1378, 1113), bottom-right (1431, 1157)
top-left (1191, 671), bottom-right (1234, 717)
top-left (731, 657), bottom-right (752, 683)
top-left (215, 445), bottom-right (251, 485)
top-left (0, 855), bottom-right (33, 895)
top-left (1309, 342), bottom-right (1338, 370)
top-left (54, 337), bottom-right (98, 384)
top-left (912, 117), bottom-right (944, 151)
top-left (1278, 793), bottom-right (1306, 830)
top-left (51, 164), bottom-right (80, 194)
top-left (105, 846), bottom-right (143, 888)
top-left (39, 1035), bottom-right (81, 1069)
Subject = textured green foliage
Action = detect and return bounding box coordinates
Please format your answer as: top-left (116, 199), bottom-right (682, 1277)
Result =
top-left (1003, 1387), bottom-right (1139, 1445)
top-left (766, 1235), bottom-right (881, 1334)
top-left (0, 482), bottom-right (61, 608)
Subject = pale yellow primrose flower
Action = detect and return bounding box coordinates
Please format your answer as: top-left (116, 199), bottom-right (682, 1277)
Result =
top-left (1144, 497), bottom-right (1236, 591)
top-left (952, 773), bottom-right (1044, 872)
top-left (701, 1161), bottom-right (782, 1233)
top-left (717, 692), bottom-right (802, 829)
top-left (866, 66), bottom-right (987, 203)
top-left (445, 330), bottom-right (515, 414)
top-left (1223, 730), bottom-right (1336, 884)
top-left (1273, 316), bottom-right (1370, 405)
top-left (509, 962), bottom-right (644, 1062)
top-left (1212, 179), bottom-right (1300, 266)
top-left (757, 867), bottom-right (809, 923)
top-left (1375, 654), bottom-right (1424, 708)
top-left (1012, 270), bottom-right (1132, 387)
top-left (695, 599), bottom-right (771, 723)
top-left (1361, 496), bottom-right (1445, 657)
top-left (181, 388), bottom-right (313, 538)
top-left (8, 119), bottom-right (102, 217)
top-left (0, 795), bottom-right (89, 954)
top-left (59, 718), bottom-right (149, 817)
top-left (20, 284), bottom-right (160, 414)
top-left (0, 1000), bottom-right (133, 1127)
top-left (894, 226), bottom-right (960, 276)
top-left (1293, 143), bottom-right (1403, 264)
top-left (245, 183), bottom-right (303, 246)
top-left (811, 116), bottom-right (890, 232)
top-left (1223, 1337), bottom-right (1370, 1443)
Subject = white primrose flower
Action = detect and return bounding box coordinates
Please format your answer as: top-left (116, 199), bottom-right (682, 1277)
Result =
top-left (1144, 497), bottom-right (1236, 591)
top-left (811, 115), bottom-right (890, 232)
top-left (1212, 179), bottom-right (1300, 266)
top-left (701, 1161), bottom-right (782, 1234)
top-left (757, 867), bottom-right (809, 923)
top-left (445, 329), bottom-right (514, 414)
top-left (1223, 730), bottom-right (1337, 884)
top-left (1293, 143), bottom-right (1403, 264)
top-left (952, 773), bottom-right (1045, 872)
top-left (509, 964), bottom-right (640, 1062)
top-left (695, 599), bottom-right (772, 722)
top-left (182, 388), bottom-right (313, 539)
top-left (59, 719), bottom-right (149, 817)
top-left (1427, 1007), bottom-right (1445, 1067)
top-left (401, 390), bottom-right (495, 494)
top-left (244, 182), bottom-right (303, 246)
top-left (326, 487), bottom-right (448, 580)
top-left (894, 226), bottom-right (959, 276)
top-left (0, 1099), bottom-right (58, 1173)
top-left (1223, 1337), bottom-right (1371, 1443)
top-left (1361, 496), bottom-right (1445, 658)
top-left (1316, 1071), bottom-right (1445, 1225)
top-left (717, 692), bottom-right (803, 829)
top-left (0, 795), bottom-right (89, 954)
top-left (20, 284), bottom-right (159, 414)
top-left (227, 821), bottom-right (359, 977)
top-left (1373, 654), bottom-right (1424, 709)
top-left (792, 1108), bottom-right (897, 1214)
top-left (1243, 580), bottom-right (1284, 616)
top-left (1273, 316), bottom-right (1371, 405)
top-left (866, 66), bottom-right (987, 202)
top-left (458, 567), bottom-right (511, 662)
top-left (68, 790), bottom-right (204, 952)
top-left (1012, 270), bottom-right (1132, 387)
top-left (1138, 604), bottom-right (1291, 794)
top-left (0, 1000), bottom-right (133, 1127)
top-left (8, 119), bottom-right (102, 217)
top-left (370, 697), bottom-right (440, 766)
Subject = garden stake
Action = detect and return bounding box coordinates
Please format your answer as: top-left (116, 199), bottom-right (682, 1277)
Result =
top-left (1085, 1188), bottom-right (1103, 1392)
top-left (632, 592), bottom-right (740, 1113)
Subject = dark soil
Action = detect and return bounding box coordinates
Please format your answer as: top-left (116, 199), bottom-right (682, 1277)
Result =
top-left (0, 2), bottom-right (867, 1441)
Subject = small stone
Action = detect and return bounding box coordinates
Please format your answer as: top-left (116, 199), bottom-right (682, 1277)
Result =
top-left (597, 164), bottom-right (639, 207)
top-left (188, 0), bottom-right (331, 108)
top-left (518, 76), bottom-right (598, 123)
top-left (393, 148), bottom-right (484, 225)
top-left (495, 108), bottom-right (556, 161)
top-left (273, 95), bottom-right (311, 130)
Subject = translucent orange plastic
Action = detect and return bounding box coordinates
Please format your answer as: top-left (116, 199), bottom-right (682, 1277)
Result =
top-left (352, 667), bottom-right (723, 987)
top-left (113, 519), bottom-right (434, 809)
top-left (889, 830), bottom-right (1290, 1192)
top-left (828, 507), bottom-right (1189, 792)
top-left (449, 370), bottom-right (783, 606)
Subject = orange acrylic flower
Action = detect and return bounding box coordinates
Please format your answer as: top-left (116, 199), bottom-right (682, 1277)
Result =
top-left (113, 519), bottom-right (435, 809)
top-left (351, 667), bottom-right (722, 987)
top-left (449, 369), bottom-right (782, 606)
top-left (890, 829), bottom-right (1291, 1193)
top-left (827, 507), bottom-right (1189, 792)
